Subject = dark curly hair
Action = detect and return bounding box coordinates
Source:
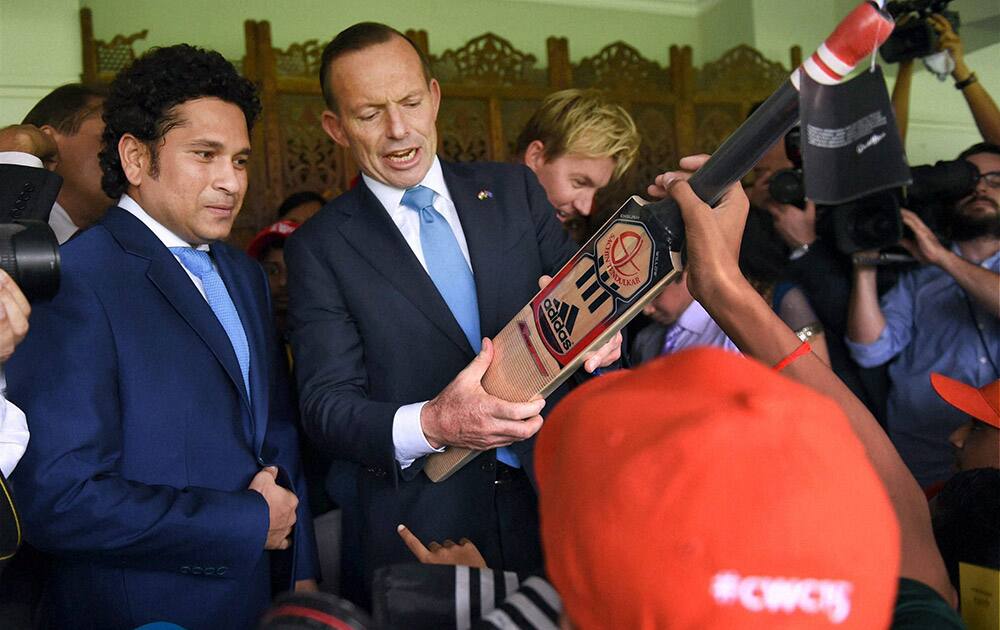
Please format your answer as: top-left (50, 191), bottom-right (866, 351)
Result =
top-left (99, 44), bottom-right (261, 199)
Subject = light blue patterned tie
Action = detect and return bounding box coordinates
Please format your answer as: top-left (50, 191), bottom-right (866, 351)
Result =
top-left (660, 322), bottom-right (685, 356)
top-left (400, 186), bottom-right (519, 468)
top-left (170, 247), bottom-right (251, 398)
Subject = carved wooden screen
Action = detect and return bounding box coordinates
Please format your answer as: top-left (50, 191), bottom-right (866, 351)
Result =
top-left (240, 20), bottom-right (346, 246)
top-left (427, 33), bottom-right (555, 164)
top-left (80, 8), bottom-right (148, 85)
top-left (571, 41), bottom-right (679, 232)
top-left (80, 9), bottom-right (800, 246)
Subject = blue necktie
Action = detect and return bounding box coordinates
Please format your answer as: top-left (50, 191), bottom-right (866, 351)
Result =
top-left (400, 186), bottom-right (519, 468)
top-left (170, 247), bottom-right (251, 398)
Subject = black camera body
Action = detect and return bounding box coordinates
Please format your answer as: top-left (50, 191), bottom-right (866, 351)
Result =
top-left (880, 0), bottom-right (960, 64)
top-left (0, 164), bottom-right (62, 301)
top-left (767, 129), bottom-right (976, 254)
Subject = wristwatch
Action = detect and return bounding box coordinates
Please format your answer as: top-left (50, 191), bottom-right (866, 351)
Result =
top-left (789, 242), bottom-right (811, 261)
top-left (795, 323), bottom-right (824, 342)
top-left (955, 72), bottom-right (978, 90)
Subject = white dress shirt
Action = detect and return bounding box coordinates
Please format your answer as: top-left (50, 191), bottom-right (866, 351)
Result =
top-left (117, 194), bottom-right (211, 299)
top-left (0, 152), bottom-right (38, 476)
top-left (48, 202), bottom-right (79, 245)
top-left (361, 157), bottom-right (472, 468)
top-left (0, 371), bottom-right (28, 478)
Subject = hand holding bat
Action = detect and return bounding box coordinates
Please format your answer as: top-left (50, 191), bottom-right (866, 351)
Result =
top-left (421, 338), bottom-right (545, 451)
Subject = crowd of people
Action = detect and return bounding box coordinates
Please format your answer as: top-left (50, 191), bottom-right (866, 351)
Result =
top-left (0, 10), bottom-right (996, 630)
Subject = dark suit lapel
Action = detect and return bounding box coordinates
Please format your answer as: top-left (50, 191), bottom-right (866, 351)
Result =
top-left (337, 183), bottom-right (474, 356)
top-left (213, 245), bottom-right (268, 455)
top-left (103, 208), bottom-right (254, 430)
top-left (443, 162), bottom-right (506, 338)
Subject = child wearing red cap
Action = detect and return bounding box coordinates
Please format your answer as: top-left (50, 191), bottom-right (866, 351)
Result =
top-left (532, 156), bottom-right (963, 629)
top-left (932, 374), bottom-right (1000, 472)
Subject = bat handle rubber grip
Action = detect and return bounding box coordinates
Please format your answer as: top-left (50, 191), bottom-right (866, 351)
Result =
top-left (802, 1), bottom-right (894, 85)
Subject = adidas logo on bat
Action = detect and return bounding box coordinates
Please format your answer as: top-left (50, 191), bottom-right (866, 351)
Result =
top-left (542, 298), bottom-right (580, 351)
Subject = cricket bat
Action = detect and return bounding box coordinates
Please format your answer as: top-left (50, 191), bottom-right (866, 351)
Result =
top-left (426, 0), bottom-right (896, 482)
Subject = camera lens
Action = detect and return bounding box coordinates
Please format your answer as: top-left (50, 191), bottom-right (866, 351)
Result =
top-left (0, 220), bottom-right (61, 302)
top-left (769, 169), bottom-right (805, 206)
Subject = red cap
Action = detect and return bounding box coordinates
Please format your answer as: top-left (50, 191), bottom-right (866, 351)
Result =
top-left (536, 347), bottom-right (900, 629)
top-left (246, 220), bottom-right (300, 260)
top-left (931, 374), bottom-right (1000, 429)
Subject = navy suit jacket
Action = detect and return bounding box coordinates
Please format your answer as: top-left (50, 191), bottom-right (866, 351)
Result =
top-left (285, 160), bottom-right (578, 586)
top-left (6, 207), bottom-right (317, 630)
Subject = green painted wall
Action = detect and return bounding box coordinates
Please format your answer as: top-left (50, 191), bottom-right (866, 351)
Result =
top-left (698, 0), bottom-right (757, 65)
top-left (0, 0), bottom-right (81, 125)
top-left (2, 0), bottom-right (997, 166)
top-left (79, 0), bottom-right (703, 67)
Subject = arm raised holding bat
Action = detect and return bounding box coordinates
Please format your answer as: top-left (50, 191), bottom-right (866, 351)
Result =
top-left (656, 161), bottom-right (952, 603)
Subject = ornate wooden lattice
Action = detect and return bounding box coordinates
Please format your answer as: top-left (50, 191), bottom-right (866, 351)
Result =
top-left (80, 9), bottom-right (799, 246)
top-left (274, 39), bottom-right (324, 79)
top-left (697, 44), bottom-right (789, 93)
top-left (432, 33), bottom-right (545, 86)
top-left (81, 8), bottom-right (148, 84)
top-left (438, 99), bottom-right (491, 163)
top-left (574, 42), bottom-right (671, 90)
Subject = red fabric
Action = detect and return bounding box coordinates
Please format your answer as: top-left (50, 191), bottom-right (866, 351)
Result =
top-left (536, 348), bottom-right (900, 629)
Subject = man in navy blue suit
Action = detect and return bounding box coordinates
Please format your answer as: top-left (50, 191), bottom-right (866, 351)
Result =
top-left (286, 23), bottom-right (620, 599)
top-left (6, 45), bottom-right (317, 629)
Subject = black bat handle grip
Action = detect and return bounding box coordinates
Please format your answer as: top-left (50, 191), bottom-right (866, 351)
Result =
top-left (647, 78), bottom-right (801, 250)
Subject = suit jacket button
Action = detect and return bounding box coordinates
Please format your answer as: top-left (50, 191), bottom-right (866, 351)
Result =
top-left (23, 183), bottom-right (34, 192)
top-left (481, 461), bottom-right (495, 472)
top-left (180, 566), bottom-right (190, 574)
top-left (217, 566), bottom-right (228, 576)
top-left (191, 566), bottom-right (203, 575)
top-left (204, 567), bottom-right (216, 575)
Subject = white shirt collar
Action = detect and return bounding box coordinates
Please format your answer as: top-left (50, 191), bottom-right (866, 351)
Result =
top-left (361, 156), bottom-right (451, 214)
top-left (48, 201), bottom-right (79, 245)
top-left (0, 152), bottom-right (44, 168)
top-left (117, 194), bottom-right (209, 251)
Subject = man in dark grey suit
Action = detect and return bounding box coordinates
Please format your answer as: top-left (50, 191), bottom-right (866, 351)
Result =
top-left (286, 22), bottom-right (620, 597)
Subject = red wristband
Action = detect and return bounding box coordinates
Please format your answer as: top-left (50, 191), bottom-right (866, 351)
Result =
top-left (773, 341), bottom-right (812, 372)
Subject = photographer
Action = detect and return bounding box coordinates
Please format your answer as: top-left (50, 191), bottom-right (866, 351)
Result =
top-left (748, 132), bottom-right (888, 418)
top-left (847, 142), bottom-right (1000, 488)
top-left (1, 85), bottom-right (111, 244)
top-left (891, 12), bottom-right (1000, 146)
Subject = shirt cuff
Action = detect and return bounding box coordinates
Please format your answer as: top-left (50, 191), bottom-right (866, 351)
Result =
top-left (0, 151), bottom-right (44, 168)
top-left (392, 401), bottom-right (444, 469)
top-left (843, 326), bottom-right (895, 367)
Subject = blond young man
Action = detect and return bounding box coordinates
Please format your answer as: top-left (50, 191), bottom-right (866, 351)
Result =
top-left (516, 89), bottom-right (639, 232)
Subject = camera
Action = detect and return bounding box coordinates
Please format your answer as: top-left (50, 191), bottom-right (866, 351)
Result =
top-left (767, 129), bottom-right (977, 254)
top-left (880, 0), bottom-right (960, 64)
top-left (0, 172), bottom-right (62, 302)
